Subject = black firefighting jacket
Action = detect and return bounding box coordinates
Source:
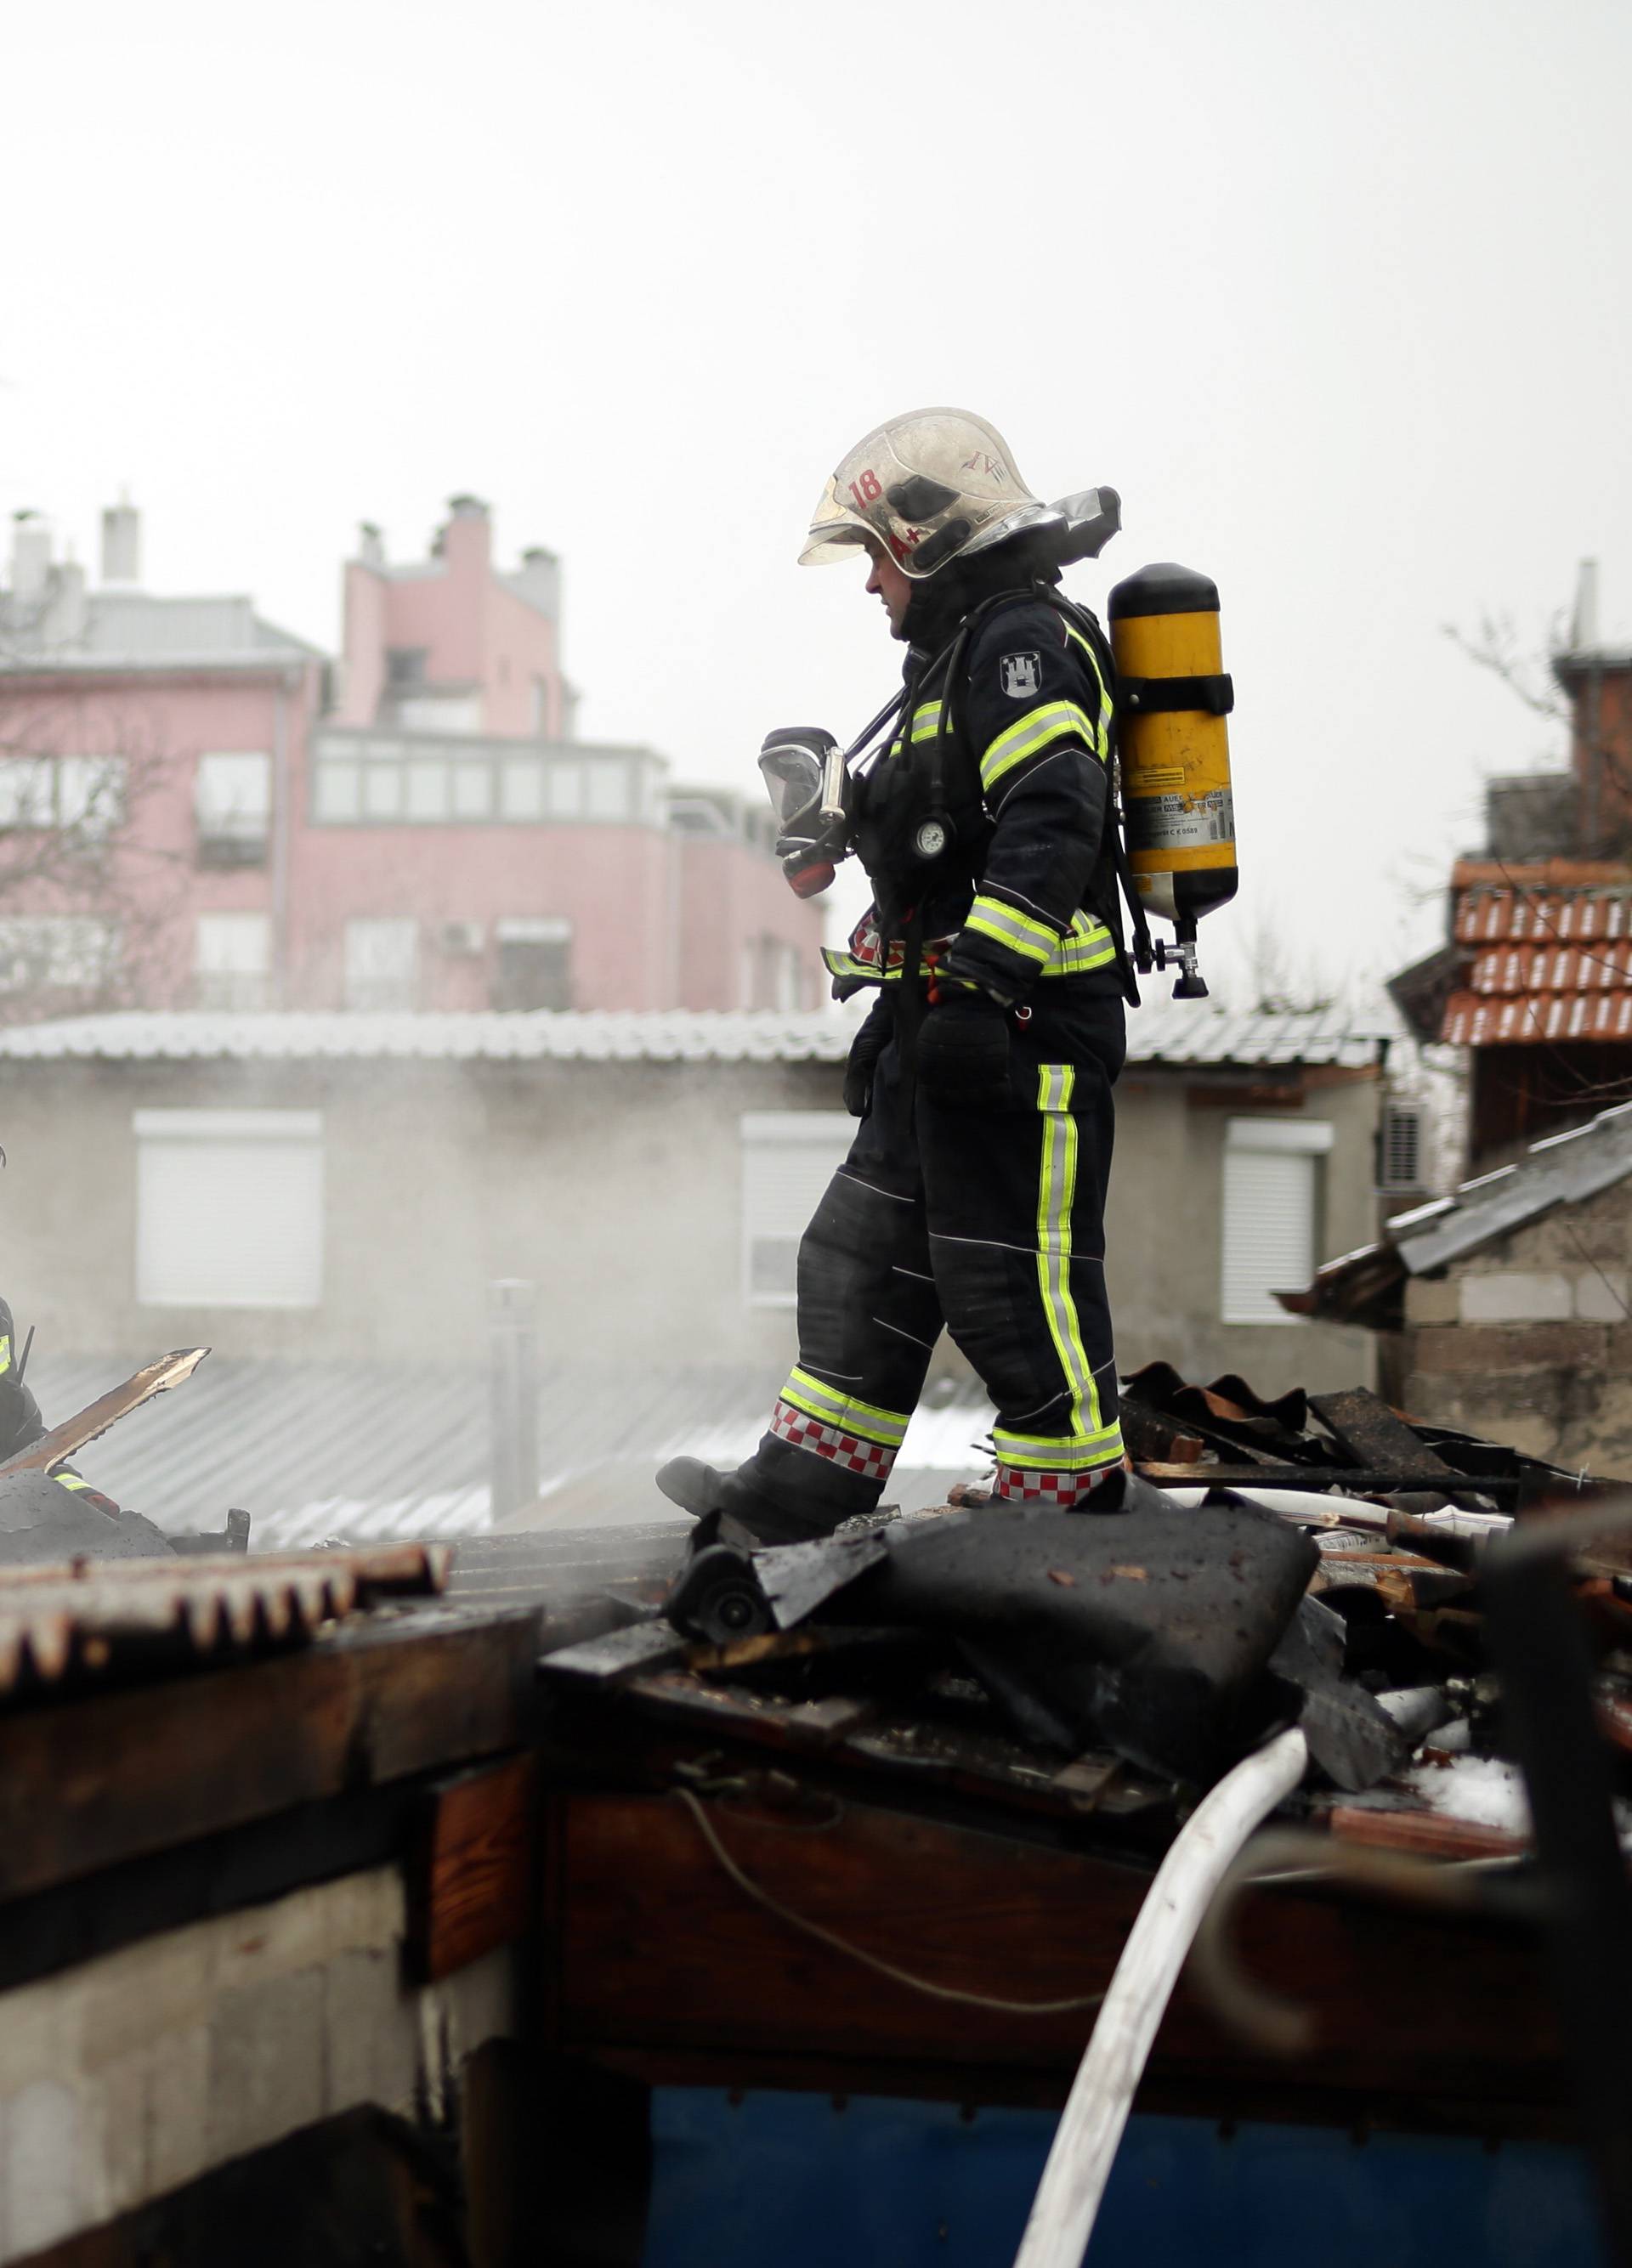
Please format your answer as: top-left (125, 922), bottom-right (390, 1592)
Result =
top-left (824, 586), bottom-right (1121, 1004)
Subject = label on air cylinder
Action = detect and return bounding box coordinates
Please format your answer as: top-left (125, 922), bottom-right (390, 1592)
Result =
top-left (1127, 787), bottom-right (1234, 853)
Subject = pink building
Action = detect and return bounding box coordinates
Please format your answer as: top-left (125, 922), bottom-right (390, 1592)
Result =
top-left (0, 498), bottom-right (821, 1018)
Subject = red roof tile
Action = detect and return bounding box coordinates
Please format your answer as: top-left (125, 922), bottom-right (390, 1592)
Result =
top-left (1442, 988), bottom-right (1632, 1045)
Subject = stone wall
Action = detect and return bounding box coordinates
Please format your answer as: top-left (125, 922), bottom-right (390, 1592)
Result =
top-left (1400, 1174), bottom-right (1632, 1472)
top-left (0, 1865), bottom-right (517, 2262)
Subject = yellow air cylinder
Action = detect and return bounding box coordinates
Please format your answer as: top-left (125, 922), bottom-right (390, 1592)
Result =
top-left (1108, 563), bottom-right (1238, 942)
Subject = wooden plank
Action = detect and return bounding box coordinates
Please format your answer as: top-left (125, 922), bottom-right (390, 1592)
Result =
top-left (552, 1788), bottom-right (1563, 2111)
top-left (1138, 1462), bottom-right (1504, 1495)
top-left (541, 1621), bottom-right (687, 1684)
top-left (1326, 1803), bottom-right (1528, 1862)
top-left (408, 1752), bottom-right (538, 1983)
top-left (0, 1608), bottom-right (537, 1903)
top-left (623, 1670), bottom-right (878, 1751)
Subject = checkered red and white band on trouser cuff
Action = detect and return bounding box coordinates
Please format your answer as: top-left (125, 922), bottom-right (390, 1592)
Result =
top-left (993, 1463), bottom-right (1118, 1507)
top-left (770, 1399), bottom-right (898, 1485)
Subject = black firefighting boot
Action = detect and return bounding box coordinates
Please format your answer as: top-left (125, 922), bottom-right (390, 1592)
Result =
top-left (654, 1456), bottom-right (844, 1549)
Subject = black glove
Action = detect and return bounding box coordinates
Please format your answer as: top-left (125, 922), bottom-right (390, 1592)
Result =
top-left (843, 997), bottom-right (893, 1118)
top-left (915, 991), bottom-right (1012, 1106)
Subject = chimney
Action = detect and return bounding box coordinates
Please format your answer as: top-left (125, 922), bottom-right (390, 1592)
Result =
top-left (515, 545), bottom-right (560, 621)
top-left (43, 557), bottom-right (88, 647)
top-left (9, 512), bottom-right (53, 605)
top-left (1572, 557), bottom-right (1600, 654)
top-left (100, 500), bottom-right (141, 586)
top-left (439, 494), bottom-right (492, 574)
top-left (358, 520), bottom-right (386, 569)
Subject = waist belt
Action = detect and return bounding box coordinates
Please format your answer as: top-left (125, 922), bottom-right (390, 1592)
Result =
top-left (824, 908), bottom-right (1117, 987)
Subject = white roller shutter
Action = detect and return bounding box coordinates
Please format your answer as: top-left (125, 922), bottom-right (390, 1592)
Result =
top-left (1220, 1117), bottom-right (1334, 1326)
top-left (135, 1111), bottom-right (323, 1309)
top-left (740, 1112), bottom-right (853, 1308)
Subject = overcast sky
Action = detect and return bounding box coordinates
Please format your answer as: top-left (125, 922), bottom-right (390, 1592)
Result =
top-left (5, 0), bottom-right (1629, 1010)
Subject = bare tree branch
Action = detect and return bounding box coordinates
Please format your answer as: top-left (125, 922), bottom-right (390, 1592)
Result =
top-left (1441, 609), bottom-right (1572, 727)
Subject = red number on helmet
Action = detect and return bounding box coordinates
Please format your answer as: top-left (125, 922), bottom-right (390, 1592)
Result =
top-left (849, 469), bottom-right (883, 507)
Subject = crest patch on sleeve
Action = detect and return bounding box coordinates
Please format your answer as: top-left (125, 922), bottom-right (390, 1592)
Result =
top-left (1000, 652), bottom-right (1041, 700)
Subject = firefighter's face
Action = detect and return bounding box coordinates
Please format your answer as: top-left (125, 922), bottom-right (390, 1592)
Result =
top-left (864, 544), bottom-right (915, 638)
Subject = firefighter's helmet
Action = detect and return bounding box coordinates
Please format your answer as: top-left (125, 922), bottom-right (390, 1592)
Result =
top-left (799, 409), bottom-right (1051, 581)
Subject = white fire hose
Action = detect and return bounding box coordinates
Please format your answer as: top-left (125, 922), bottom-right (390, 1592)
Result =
top-left (1012, 1725), bottom-right (1310, 2268)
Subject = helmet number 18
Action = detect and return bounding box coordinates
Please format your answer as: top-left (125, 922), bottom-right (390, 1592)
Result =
top-left (848, 470), bottom-right (883, 507)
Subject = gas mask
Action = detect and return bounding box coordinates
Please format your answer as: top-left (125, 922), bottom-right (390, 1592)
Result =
top-left (757, 727), bottom-right (853, 899)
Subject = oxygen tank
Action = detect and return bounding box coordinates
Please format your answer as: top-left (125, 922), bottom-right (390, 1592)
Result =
top-left (1108, 563), bottom-right (1237, 999)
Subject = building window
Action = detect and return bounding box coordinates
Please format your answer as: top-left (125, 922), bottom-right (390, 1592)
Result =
top-left (0, 757), bottom-right (54, 829)
top-left (314, 763), bottom-right (361, 822)
top-left (57, 756), bottom-right (128, 838)
top-left (543, 762), bottom-right (584, 819)
top-left (397, 691), bottom-right (481, 734)
top-left (494, 917), bottom-right (572, 1009)
top-left (195, 912), bottom-right (271, 1010)
top-left (1378, 1105), bottom-right (1425, 1192)
top-left (0, 916), bottom-right (118, 992)
top-left (405, 760), bottom-right (450, 821)
top-left (740, 1112), bottom-right (853, 1307)
top-left (196, 751), bottom-right (270, 867)
top-left (134, 1109), bottom-right (322, 1309)
top-left (501, 759), bottom-right (546, 820)
top-left (344, 917), bottom-right (418, 1010)
top-left (586, 760), bottom-right (632, 821)
top-left (0, 756), bottom-right (126, 835)
top-left (361, 766), bottom-right (403, 821)
top-left (385, 647), bottom-right (427, 687)
top-left (450, 764), bottom-right (493, 819)
top-left (739, 936), bottom-right (807, 1010)
top-left (1220, 1117), bottom-right (1334, 1325)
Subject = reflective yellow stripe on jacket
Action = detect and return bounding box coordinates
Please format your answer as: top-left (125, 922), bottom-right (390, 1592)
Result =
top-left (1062, 622), bottom-right (1115, 757)
top-left (960, 899), bottom-right (1117, 977)
top-left (887, 698), bottom-right (945, 756)
top-left (980, 701), bottom-right (1101, 795)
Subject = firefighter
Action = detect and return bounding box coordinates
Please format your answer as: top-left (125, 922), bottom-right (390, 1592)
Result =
top-left (660, 410), bottom-right (1128, 1543)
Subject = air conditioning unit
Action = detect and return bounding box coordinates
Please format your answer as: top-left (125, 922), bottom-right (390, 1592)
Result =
top-left (439, 919), bottom-right (485, 957)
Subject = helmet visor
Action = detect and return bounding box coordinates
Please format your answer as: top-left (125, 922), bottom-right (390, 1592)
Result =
top-left (798, 476), bottom-right (874, 568)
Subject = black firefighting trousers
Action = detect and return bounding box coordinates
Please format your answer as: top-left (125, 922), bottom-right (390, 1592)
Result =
top-left (739, 983), bottom-right (1126, 1528)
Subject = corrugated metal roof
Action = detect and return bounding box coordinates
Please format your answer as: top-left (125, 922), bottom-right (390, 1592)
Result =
top-left (1396, 1097), bottom-right (1632, 1274)
top-left (23, 1354), bottom-right (999, 1550)
top-left (0, 999), bottom-right (1390, 1071)
top-left (1289, 1094), bottom-right (1632, 1311)
top-left (1123, 994), bottom-right (1390, 1068)
top-left (0, 1010), bottom-right (860, 1064)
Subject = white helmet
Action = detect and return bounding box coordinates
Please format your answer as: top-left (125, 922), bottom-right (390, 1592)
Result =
top-left (798, 408), bottom-right (1052, 581)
